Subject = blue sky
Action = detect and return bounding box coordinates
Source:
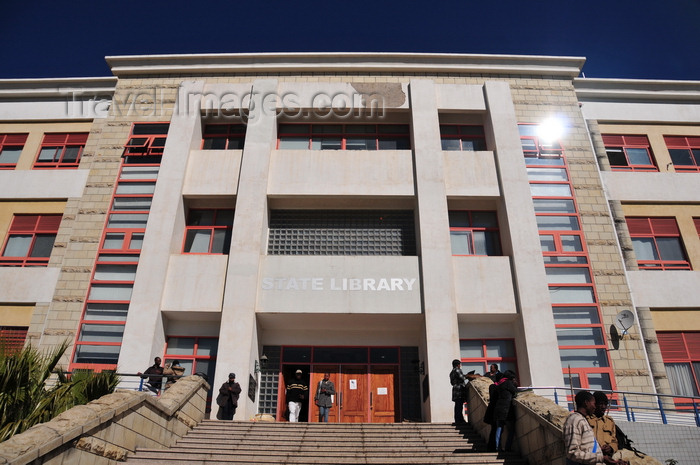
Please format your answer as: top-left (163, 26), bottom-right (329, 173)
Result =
top-left (1, 0), bottom-right (698, 80)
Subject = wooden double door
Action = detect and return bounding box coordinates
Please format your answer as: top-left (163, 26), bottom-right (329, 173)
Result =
top-left (309, 365), bottom-right (399, 423)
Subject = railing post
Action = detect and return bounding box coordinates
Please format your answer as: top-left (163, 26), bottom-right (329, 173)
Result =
top-left (657, 396), bottom-right (667, 425)
top-left (138, 378), bottom-right (144, 392)
top-left (554, 389), bottom-right (559, 406)
top-left (623, 394), bottom-right (631, 422)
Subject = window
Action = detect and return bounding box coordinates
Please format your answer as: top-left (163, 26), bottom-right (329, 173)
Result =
top-left (626, 217), bottom-right (691, 270)
top-left (1, 215), bottom-right (61, 266)
top-left (459, 339), bottom-right (517, 376)
top-left (665, 136), bottom-right (700, 172)
top-left (202, 124), bottom-right (245, 150)
top-left (658, 332), bottom-right (700, 399)
top-left (123, 123), bottom-right (169, 158)
top-left (440, 125), bottom-right (486, 151)
top-left (183, 209), bottom-right (234, 254)
top-left (0, 326), bottom-right (28, 353)
top-left (602, 135), bottom-right (657, 171)
top-left (33, 133), bottom-right (88, 169)
top-left (268, 210), bottom-right (416, 256)
top-left (449, 211), bottom-right (501, 256)
top-left (278, 124), bottom-right (411, 150)
top-left (0, 134), bottom-right (28, 169)
top-left (518, 124), bottom-right (563, 158)
top-left (164, 336), bottom-right (218, 391)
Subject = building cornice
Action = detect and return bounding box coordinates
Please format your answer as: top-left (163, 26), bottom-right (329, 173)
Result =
top-left (575, 77), bottom-right (700, 103)
top-left (105, 52), bottom-right (585, 78)
top-left (0, 77), bottom-right (117, 99)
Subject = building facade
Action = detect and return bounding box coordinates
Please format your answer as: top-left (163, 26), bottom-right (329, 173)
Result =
top-left (1, 53), bottom-right (698, 423)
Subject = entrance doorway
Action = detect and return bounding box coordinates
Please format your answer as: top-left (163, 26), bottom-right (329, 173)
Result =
top-left (277, 347), bottom-right (401, 423)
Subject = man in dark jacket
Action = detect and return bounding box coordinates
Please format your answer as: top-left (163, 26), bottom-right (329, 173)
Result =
top-left (493, 369), bottom-right (518, 452)
top-left (138, 357), bottom-right (163, 394)
top-left (450, 359), bottom-right (467, 425)
top-left (286, 369), bottom-right (308, 422)
top-left (217, 373), bottom-right (242, 420)
top-left (314, 372), bottom-right (336, 422)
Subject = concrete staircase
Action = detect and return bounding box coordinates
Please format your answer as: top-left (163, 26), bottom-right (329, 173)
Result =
top-left (126, 420), bottom-right (527, 464)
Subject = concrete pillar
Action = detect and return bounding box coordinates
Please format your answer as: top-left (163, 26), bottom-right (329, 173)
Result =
top-left (483, 81), bottom-right (563, 388)
top-left (409, 79), bottom-right (460, 422)
top-left (215, 79), bottom-right (278, 419)
top-left (119, 81), bottom-right (204, 375)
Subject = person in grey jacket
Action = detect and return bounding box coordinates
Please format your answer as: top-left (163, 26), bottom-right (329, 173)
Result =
top-left (314, 372), bottom-right (336, 422)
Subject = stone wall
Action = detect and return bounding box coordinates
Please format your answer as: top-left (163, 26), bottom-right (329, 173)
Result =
top-left (0, 375), bottom-right (209, 465)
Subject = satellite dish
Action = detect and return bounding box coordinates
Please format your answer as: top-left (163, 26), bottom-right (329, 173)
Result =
top-left (615, 310), bottom-right (635, 335)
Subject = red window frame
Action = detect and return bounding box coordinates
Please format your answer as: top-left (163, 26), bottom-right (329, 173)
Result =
top-left (665, 136), bottom-right (700, 172)
top-left (459, 339), bottom-right (518, 376)
top-left (694, 218), bottom-right (700, 237)
top-left (201, 124), bottom-right (246, 150)
top-left (277, 124), bottom-right (411, 150)
top-left (182, 209), bottom-right (234, 254)
top-left (439, 125), bottom-right (487, 151)
top-left (602, 134), bottom-right (657, 172)
top-left (518, 124), bottom-right (564, 158)
top-left (0, 134), bottom-right (28, 169)
top-left (626, 217), bottom-right (691, 270)
top-left (0, 214), bottom-right (61, 267)
top-left (448, 210), bottom-right (501, 256)
top-left (32, 133), bottom-right (88, 169)
top-left (0, 326), bottom-right (28, 353)
top-left (657, 332), bottom-right (700, 403)
top-left (123, 123), bottom-right (169, 157)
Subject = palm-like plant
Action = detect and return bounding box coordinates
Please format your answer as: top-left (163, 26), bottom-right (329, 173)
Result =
top-left (0, 341), bottom-right (119, 443)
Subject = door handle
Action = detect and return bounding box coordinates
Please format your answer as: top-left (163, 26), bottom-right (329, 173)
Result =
top-left (340, 392), bottom-right (343, 409)
top-left (370, 391), bottom-right (373, 409)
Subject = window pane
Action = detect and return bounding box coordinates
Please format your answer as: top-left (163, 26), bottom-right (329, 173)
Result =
top-left (626, 148), bottom-right (652, 165)
top-left (79, 324), bottom-right (124, 343)
top-left (29, 235), bottom-right (56, 257)
top-left (107, 214), bottom-right (148, 229)
top-left (214, 210), bottom-right (234, 226)
top-left (586, 373), bottom-right (612, 392)
top-left (470, 211), bottom-right (498, 228)
top-left (120, 166), bottom-right (159, 180)
top-left (665, 363), bottom-right (699, 396)
top-left (459, 340), bottom-right (483, 358)
top-left (317, 138), bottom-right (342, 150)
top-left (485, 340), bottom-right (515, 358)
top-left (559, 348), bottom-right (609, 368)
top-left (226, 137), bottom-right (244, 150)
top-left (656, 237), bottom-right (686, 261)
top-left (461, 362), bottom-right (485, 375)
top-left (63, 146), bottom-right (81, 162)
top-left (73, 344), bottom-right (120, 364)
top-left (97, 254), bottom-right (139, 262)
top-left (546, 267), bottom-right (591, 284)
top-left (544, 256), bottom-right (588, 265)
top-left (94, 264), bottom-right (138, 281)
top-left (549, 286), bottom-right (595, 304)
top-left (450, 231), bottom-right (473, 255)
top-left (0, 147), bottom-right (22, 164)
top-left (88, 284), bottom-right (133, 301)
top-left (279, 137), bottom-right (309, 149)
top-left (103, 233), bottom-right (125, 250)
top-left (184, 230), bottom-right (211, 253)
top-left (112, 197), bottom-right (152, 211)
top-left (540, 235), bottom-right (556, 252)
top-left (606, 148), bottom-right (627, 166)
top-left (474, 231), bottom-right (501, 256)
top-left (536, 216), bottom-right (580, 231)
top-left (441, 139), bottom-right (461, 151)
top-left (526, 157), bottom-right (565, 166)
top-left (279, 124), bottom-right (308, 135)
top-left (2, 235), bottom-right (31, 256)
top-left (527, 168), bottom-right (568, 181)
top-left (129, 234), bottom-right (144, 250)
top-left (188, 210), bottom-right (215, 226)
top-left (115, 182), bottom-right (155, 195)
top-left (631, 237), bottom-right (659, 261)
top-left (132, 123), bottom-right (169, 135)
top-left (346, 138), bottom-right (374, 150)
top-left (84, 303), bottom-right (129, 322)
top-left (556, 327), bottom-right (604, 346)
top-left (561, 235), bottom-right (583, 252)
top-left (448, 211), bottom-right (470, 227)
top-left (211, 229), bottom-right (231, 253)
top-left (37, 147), bottom-right (58, 162)
top-left (203, 137), bottom-right (227, 150)
top-left (378, 138), bottom-right (410, 150)
top-left (552, 306), bottom-right (600, 325)
top-left (533, 199), bottom-right (576, 214)
top-left (196, 338), bottom-right (218, 356)
top-left (167, 337), bottom-right (195, 355)
top-left (669, 149), bottom-right (694, 166)
top-left (530, 184), bottom-right (572, 197)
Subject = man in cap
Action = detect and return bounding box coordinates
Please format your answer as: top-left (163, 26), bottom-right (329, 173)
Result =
top-left (286, 369), bottom-right (309, 422)
top-left (216, 372), bottom-right (242, 420)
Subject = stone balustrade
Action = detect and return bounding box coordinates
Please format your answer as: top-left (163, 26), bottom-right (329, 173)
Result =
top-left (0, 375), bottom-right (209, 465)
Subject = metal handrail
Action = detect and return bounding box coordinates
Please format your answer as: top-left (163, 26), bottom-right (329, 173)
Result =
top-left (46, 371), bottom-right (189, 396)
top-left (520, 386), bottom-right (700, 427)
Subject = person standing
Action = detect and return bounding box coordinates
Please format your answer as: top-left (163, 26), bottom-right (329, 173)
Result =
top-left (493, 369), bottom-right (518, 452)
top-left (216, 373), bottom-right (242, 420)
top-left (449, 359), bottom-right (467, 425)
top-left (486, 364), bottom-right (502, 382)
top-left (286, 369), bottom-right (308, 422)
top-left (587, 392), bottom-right (630, 465)
top-left (314, 372), bottom-right (336, 422)
top-left (138, 357), bottom-right (164, 394)
top-left (162, 359), bottom-right (185, 390)
top-left (564, 390), bottom-right (610, 465)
